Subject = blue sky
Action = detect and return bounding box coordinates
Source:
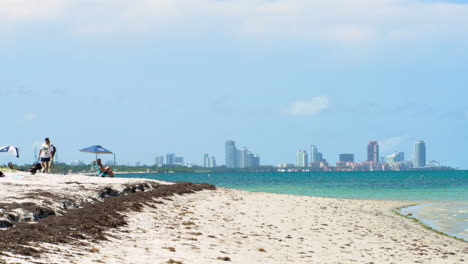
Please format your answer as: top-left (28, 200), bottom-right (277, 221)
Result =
top-left (0, 0), bottom-right (467, 168)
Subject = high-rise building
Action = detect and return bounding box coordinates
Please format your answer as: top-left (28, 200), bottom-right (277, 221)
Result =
top-left (367, 141), bottom-right (379, 163)
top-left (210, 156), bottom-right (217, 168)
top-left (225, 140), bottom-right (238, 168)
top-left (155, 155), bottom-right (164, 167)
top-left (166, 153), bottom-right (175, 165)
top-left (174, 156), bottom-right (184, 165)
top-left (203, 153), bottom-right (210, 168)
top-left (339, 154), bottom-right (354, 162)
top-left (414, 141), bottom-right (426, 168)
top-left (311, 145), bottom-right (319, 162)
top-left (225, 140), bottom-right (260, 168)
top-left (386, 152), bottom-right (404, 165)
top-left (239, 148), bottom-right (250, 168)
top-left (251, 154), bottom-right (260, 167)
top-left (317, 152), bottom-right (323, 162)
top-left (203, 153), bottom-right (216, 168)
top-left (296, 150), bottom-right (308, 168)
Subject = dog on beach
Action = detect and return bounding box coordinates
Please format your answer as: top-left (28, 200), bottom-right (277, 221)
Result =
top-left (29, 163), bottom-right (43, 175)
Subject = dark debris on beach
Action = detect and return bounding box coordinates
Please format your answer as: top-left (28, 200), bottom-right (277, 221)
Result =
top-left (0, 182), bottom-right (215, 258)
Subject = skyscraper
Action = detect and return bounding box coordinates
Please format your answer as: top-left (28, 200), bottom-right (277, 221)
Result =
top-left (317, 152), bottom-right (323, 162)
top-left (367, 141), bottom-right (379, 163)
top-left (251, 154), bottom-right (260, 167)
top-left (203, 153), bottom-right (217, 168)
top-left (225, 140), bottom-right (238, 168)
top-left (296, 150), bottom-right (309, 168)
top-left (174, 156), bottom-right (184, 165)
top-left (310, 145), bottom-right (319, 162)
top-left (339, 154), bottom-right (354, 162)
top-left (155, 155), bottom-right (164, 167)
top-left (386, 152), bottom-right (404, 165)
top-left (239, 148), bottom-right (250, 168)
top-left (210, 156), bottom-right (217, 168)
top-left (414, 141), bottom-right (426, 168)
top-left (203, 153), bottom-right (210, 168)
top-left (166, 153), bottom-right (175, 165)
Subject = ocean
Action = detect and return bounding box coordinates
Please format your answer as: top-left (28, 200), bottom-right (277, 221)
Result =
top-left (117, 170), bottom-right (468, 241)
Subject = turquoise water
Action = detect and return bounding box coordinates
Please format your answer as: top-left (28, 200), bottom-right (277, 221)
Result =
top-left (117, 170), bottom-right (467, 240)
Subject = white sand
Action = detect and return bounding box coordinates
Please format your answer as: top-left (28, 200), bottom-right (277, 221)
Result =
top-left (0, 171), bottom-right (169, 224)
top-left (1, 173), bottom-right (467, 264)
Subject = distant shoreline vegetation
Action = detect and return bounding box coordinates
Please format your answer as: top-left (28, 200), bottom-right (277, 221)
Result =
top-left (4, 163), bottom-right (458, 175)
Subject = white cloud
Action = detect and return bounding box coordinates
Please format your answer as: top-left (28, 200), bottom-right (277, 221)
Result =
top-left (0, 0), bottom-right (71, 21)
top-left (23, 112), bottom-right (37, 122)
top-left (1, 0), bottom-right (468, 45)
top-left (285, 96), bottom-right (329, 116)
top-left (379, 136), bottom-right (409, 153)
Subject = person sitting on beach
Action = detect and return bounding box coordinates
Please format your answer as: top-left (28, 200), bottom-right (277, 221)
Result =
top-left (96, 159), bottom-right (114, 177)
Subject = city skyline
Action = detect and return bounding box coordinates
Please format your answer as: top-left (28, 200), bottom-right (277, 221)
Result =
top-left (0, 137), bottom-right (455, 169)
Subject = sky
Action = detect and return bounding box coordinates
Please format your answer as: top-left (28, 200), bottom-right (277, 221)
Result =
top-left (0, 0), bottom-right (467, 168)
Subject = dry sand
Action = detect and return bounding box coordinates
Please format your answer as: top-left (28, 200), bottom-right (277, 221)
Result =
top-left (0, 172), bottom-right (466, 264)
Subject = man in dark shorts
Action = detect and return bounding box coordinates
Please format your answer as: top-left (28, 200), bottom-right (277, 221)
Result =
top-left (38, 138), bottom-right (53, 173)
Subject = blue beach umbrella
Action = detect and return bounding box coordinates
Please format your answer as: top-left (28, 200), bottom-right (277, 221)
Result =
top-left (79, 145), bottom-right (115, 163)
top-left (0, 145), bottom-right (20, 158)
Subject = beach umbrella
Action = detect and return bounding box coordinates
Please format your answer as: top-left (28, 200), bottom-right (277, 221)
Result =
top-left (79, 145), bottom-right (115, 163)
top-left (0, 145), bottom-right (20, 158)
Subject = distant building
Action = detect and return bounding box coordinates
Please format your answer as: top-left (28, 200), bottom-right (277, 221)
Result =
top-left (166, 153), bottom-right (175, 165)
top-left (251, 154), bottom-right (260, 167)
top-left (277, 163), bottom-right (295, 169)
top-left (225, 140), bottom-right (238, 168)
top-left (204, 153), bottom-right (216, 168)
top-left (311, 145), bottom-right (319, 162)
top-left (210, 156), bottom-right (217, 168)
top-left (174, 156), bottom-right (184, 165)
top-left (414, 141), bottom-right (426, 168)
top-left (317, 152), bottom-right (323, 162)
top-left (203, 153), bottom-right (210, 168)
top-left (135, 161), bottom-right (141, 167)
top-left (238, 148), bottom-right (250, 168)
top-left (339, 154), bottom-right (354, 162)
top-left (309, 145), bottom-right (325, 169)
top-left (296, 150), bottom-right (308, 168)
top-left (155, 155), bottom-right (164, 167)
top-left (386, 152), bottom-right (404, 165)
top-left (225, 140), bottom-right (260, 168)
top-left (367, 141), bottom-right (379, 163)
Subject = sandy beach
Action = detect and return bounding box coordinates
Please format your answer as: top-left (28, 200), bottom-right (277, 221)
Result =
top-left (0, 172), bottom-right (466, 264)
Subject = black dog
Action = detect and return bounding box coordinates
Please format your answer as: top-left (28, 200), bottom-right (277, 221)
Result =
top-left (29, 163), bottom-right (42, 175)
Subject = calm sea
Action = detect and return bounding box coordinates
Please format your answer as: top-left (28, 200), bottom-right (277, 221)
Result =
top-left (117, 170), bottom-right (467, 241)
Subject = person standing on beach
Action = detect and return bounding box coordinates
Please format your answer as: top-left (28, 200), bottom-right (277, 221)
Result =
top-left (50, 144), bottom-right (57, 172)
top-left (38, 138), bottom-right (53, 173)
